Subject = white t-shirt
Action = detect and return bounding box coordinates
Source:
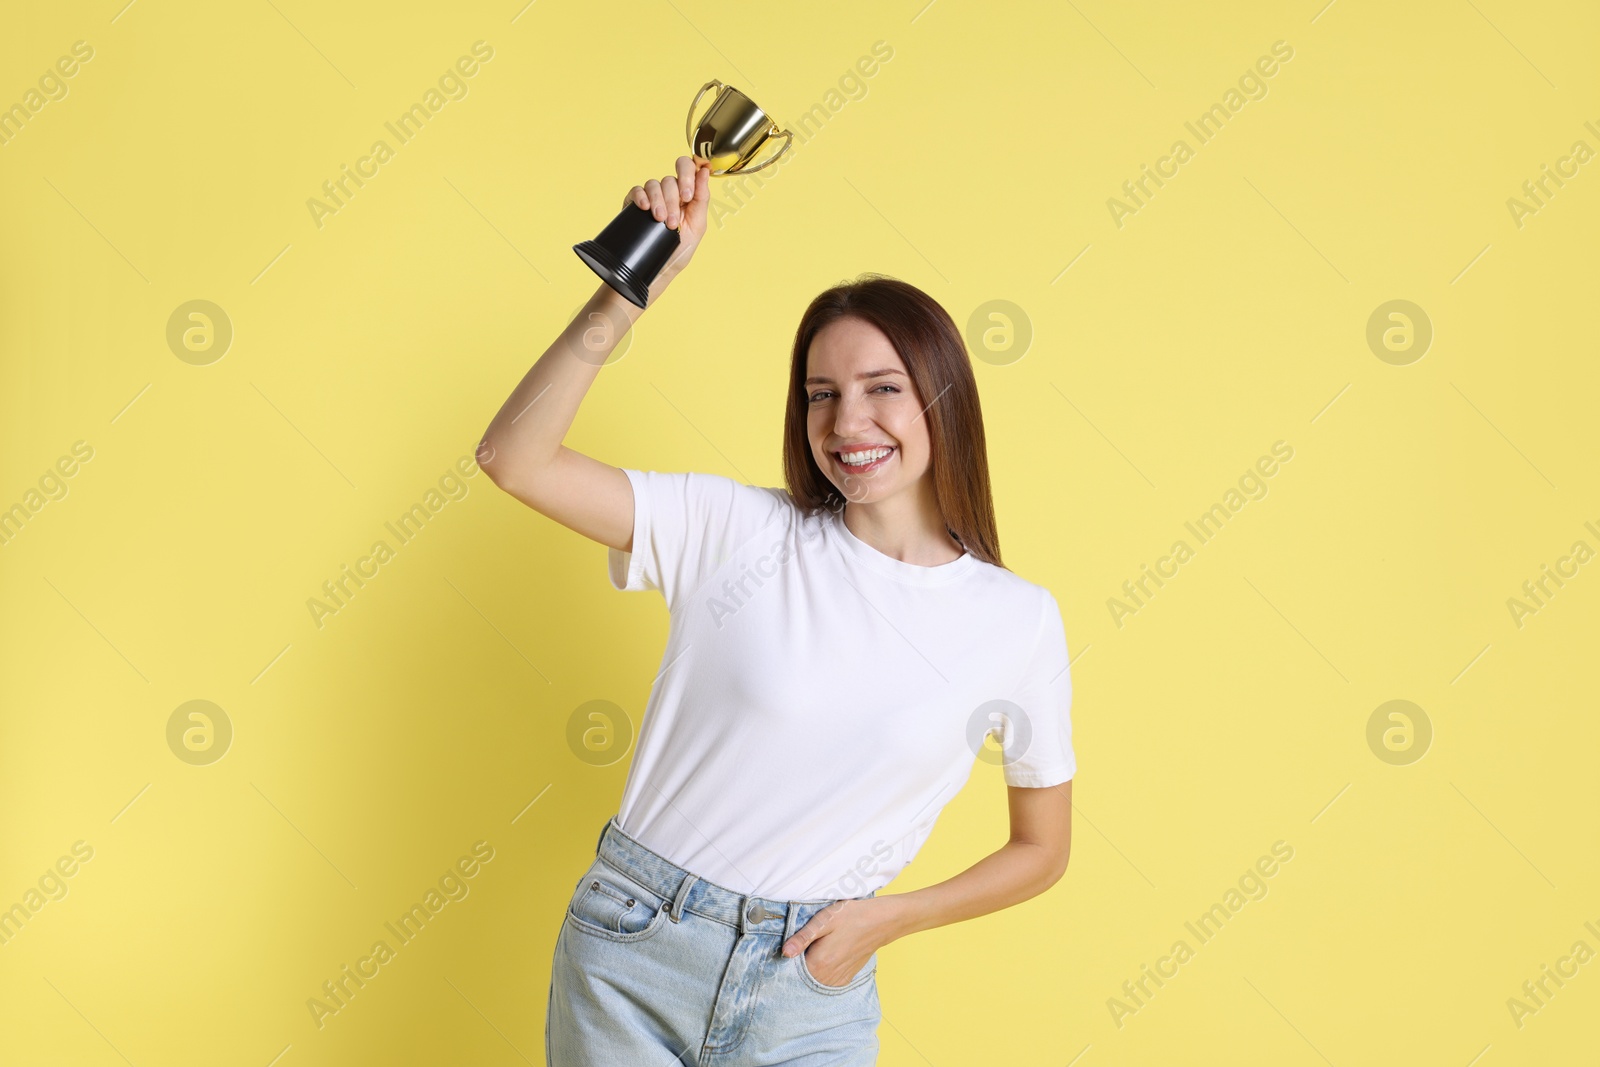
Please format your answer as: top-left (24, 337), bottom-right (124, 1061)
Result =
top-left (606, 468), bottom-right (1076, 901)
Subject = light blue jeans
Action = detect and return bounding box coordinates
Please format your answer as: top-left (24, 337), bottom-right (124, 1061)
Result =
top-left (546, 815), bottom-right (881, 1065)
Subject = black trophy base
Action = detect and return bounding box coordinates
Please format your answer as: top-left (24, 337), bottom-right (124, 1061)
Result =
top-left (574, 202), bottom-right (682, 308)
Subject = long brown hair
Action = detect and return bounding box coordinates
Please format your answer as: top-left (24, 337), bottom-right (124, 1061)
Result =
top-left (781, 273), bottom-right (1004, 569)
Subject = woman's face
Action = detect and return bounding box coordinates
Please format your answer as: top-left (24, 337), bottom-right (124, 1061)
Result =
top-left (804, 316), bottom-right (932, 506)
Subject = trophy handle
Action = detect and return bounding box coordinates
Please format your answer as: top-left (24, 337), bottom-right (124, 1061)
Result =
top-left (685, 79), bottom-right (725, 153)
top-left (728, 128), bottom-right (793, 175)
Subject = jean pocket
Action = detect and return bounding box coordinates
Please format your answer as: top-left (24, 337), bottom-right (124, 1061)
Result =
top-left (797, 947), bottom-right (877, 995)
top-left (565, 858), bottom-right (669, 942)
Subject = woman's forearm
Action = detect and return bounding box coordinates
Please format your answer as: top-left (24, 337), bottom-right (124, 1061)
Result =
top-left (477, 269), bottom-right (676, 485)
top-left (880, 839), bottom-right (1064, 943)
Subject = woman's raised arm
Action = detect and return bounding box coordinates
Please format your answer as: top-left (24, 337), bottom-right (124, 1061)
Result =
top-left (477, 156), bottom-right (711, 553)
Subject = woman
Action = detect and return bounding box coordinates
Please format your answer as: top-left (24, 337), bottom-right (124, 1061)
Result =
top-left (479, 157), bottom-right (1075, 1065)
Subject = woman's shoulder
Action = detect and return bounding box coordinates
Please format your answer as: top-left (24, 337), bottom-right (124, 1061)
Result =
top-left (638, 468), bottom-right (798, 536)
top-left (628, 468), bottom-right (792, 507)
top-left (966, 557), bottom-right (1061, 615)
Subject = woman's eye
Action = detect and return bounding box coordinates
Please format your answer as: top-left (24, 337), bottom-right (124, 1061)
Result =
top-left (807, 385), bottom-right (897, 402)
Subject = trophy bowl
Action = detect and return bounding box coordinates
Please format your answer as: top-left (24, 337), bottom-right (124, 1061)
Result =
top-left (573, 80), bottom-right (794, 308)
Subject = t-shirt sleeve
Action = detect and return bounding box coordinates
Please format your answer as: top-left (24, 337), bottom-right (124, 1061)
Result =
top-left (607, 468), bottom-right (788, 615)
top-left (998, 588), bottom-right (1077, 788)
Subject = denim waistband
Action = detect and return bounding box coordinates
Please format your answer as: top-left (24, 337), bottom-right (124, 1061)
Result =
top-left (592, 815), bottom-right (875, 939)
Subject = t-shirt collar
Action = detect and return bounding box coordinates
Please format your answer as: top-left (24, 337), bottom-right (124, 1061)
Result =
top-left (826, 507), bottom-right (978, 585)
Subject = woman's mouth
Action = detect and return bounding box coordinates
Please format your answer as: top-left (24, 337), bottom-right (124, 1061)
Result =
top-left (833, 445), bottom-right (895, 474)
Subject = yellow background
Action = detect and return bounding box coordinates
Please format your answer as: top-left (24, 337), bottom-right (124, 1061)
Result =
top-left (2, 0), bottom-right (1597, 1063)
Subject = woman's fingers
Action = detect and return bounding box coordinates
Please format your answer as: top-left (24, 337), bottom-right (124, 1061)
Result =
top-left (660, 176), bottom-right (681, 227)
top-left (675, 155), bottom-right (697, 202)
top-left (647, 178), bottom-right (670, 221)
top-left (625, 161), bottom-right (709, 233)
top-left (685, 161), bottom-right (710, 233)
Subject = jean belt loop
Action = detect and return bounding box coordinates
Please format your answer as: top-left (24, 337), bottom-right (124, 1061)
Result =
top-left (669, 872), bottom-right (698, 923)
top-left (783, 901), bottom-right (800, 941)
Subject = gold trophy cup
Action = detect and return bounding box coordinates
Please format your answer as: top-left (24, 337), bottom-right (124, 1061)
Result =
top-left (573, 81), bottom-right (793, 307)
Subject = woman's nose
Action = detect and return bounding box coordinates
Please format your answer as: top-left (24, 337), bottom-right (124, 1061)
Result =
top-left (833, 394), bottom-right (873, 435)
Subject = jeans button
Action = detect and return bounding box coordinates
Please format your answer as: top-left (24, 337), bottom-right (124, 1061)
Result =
top-left (747, 902), bottom-right (766, 923)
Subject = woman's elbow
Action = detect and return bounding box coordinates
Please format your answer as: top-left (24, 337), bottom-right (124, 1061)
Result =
top-left (1041, 842), bottom-right (1071, 890)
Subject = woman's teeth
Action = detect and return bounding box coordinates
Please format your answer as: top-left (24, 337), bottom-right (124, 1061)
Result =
top-left (837, 446), bottom-right (894, 469)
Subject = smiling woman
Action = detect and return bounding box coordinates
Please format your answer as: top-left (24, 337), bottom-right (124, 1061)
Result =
top-left (785, 276), bottom-right (1001, 567)
top-left (478, 156), bottom-right (1075, 1066)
